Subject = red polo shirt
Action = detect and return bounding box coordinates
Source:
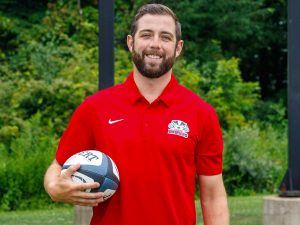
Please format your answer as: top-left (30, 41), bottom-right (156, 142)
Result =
top-left (56, 72), bottom-right (223, 225)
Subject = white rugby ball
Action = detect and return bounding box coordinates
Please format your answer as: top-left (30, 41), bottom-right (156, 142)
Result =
top-left (62, 150), bottom-right (120, 200)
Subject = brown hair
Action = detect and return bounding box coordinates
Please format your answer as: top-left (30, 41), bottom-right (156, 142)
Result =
top-left (130, 4), bottom-right (182, 42)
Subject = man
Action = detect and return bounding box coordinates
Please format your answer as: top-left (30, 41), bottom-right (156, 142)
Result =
top-left (44, 3), bottom-right (229, 225)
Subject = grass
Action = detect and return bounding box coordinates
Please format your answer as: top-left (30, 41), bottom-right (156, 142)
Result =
top-left (0, 206), bottom-right (73, 225)
top-left (196, 195), bottom-right (263, 225)
top-left (0, 195), bottom-right (263, 225)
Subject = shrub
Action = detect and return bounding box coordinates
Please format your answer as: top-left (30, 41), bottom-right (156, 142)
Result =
top-left (175, 58), bottom-right (260, 129)
top-left (0, 113), bottom-right (58, 210)
top-left (200, 58), bottom-right (260, 129)
top-left (223, 124), bottom-right (287, 195)
top-left (115, 48), bottom-right (132, 84)
top-left (251, 99), bottom-right (287, 129)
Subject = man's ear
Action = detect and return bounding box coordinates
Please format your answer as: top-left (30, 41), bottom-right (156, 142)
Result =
top-left (175, 40), bottom-right (184, 58)
top-left (127, 35), bottom-right (134, 52)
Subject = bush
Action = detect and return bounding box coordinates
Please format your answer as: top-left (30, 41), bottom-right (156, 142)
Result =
top-left (251, 99), bottom-right (287, 129)
top-left (174, 58), bottom-right (260, 129)
top-left (200, 58), bottom-right (260, 129)
top-left (0, 114), bottom-right (58, 211)
top-left (223, 124), bottom-right (287, 195)
top-left (115, 48), bottom-right (132, 84)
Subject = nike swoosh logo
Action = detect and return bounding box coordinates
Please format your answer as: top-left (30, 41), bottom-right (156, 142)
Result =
top-left (108, 118), bottom-right (124, 124)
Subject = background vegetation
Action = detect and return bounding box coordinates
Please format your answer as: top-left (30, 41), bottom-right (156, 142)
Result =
top-left (0, 0), bottom-right (287, 210)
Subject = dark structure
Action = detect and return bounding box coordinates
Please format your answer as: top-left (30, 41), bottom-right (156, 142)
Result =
top-left (98, 0), bottom-right (114, 90)
top-left (279, 0), bottom-right (300, 197)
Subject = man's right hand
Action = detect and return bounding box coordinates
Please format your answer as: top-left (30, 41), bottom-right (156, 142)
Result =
top-left (44, 160), bottom-right (104, 207)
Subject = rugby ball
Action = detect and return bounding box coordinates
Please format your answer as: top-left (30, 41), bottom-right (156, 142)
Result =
top-left (62, 150), bottom-right (120, 200)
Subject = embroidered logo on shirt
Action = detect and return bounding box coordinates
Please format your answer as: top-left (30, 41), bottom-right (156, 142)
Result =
top-left (168, 120), bottom-right (189, 138)
top-left (108, 118), bottom-right (124, 124)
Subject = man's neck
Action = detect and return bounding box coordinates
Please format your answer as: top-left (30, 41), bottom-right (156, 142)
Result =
top-left (133, 68), bottom-right (172, 103)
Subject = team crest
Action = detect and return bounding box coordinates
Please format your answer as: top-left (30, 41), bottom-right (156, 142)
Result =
top-left (168, 120), bottom-right (190, 138)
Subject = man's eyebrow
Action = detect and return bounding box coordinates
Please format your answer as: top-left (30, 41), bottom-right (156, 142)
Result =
top-left (138, 29), bottom-right (153, 33)
top-left (160, 31), bottom-right (174, 37)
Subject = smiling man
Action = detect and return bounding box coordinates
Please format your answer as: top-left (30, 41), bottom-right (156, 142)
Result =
top-left (44, 4), bottom-right (229, 225)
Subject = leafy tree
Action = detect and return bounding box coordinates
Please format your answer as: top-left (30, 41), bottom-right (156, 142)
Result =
top-left (175, 58), bottom-right (260, 129)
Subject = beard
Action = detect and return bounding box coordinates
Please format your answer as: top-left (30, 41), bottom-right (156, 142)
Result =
top-left (132, 46), bottom-right (176, 79)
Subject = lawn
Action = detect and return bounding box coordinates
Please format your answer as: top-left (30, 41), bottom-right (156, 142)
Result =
top-left (0, 195), bottom-right (263, 225)
top-left (196, 195), bottom-right (264, 225)
top-left (0, 206), bottom-right (74, 225)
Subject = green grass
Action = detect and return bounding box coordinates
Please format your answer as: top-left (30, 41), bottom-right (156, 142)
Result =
top-left (0, 206), bottom-right (73, 225)
top-left (228, 195), bottom-right (263, 225)
top-left (196, 195), bottom-right (263, 225)
top-left (0, 195), bottom-right (263, 225)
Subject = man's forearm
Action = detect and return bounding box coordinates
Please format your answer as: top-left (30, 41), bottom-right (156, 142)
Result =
top-left (201, 195), bottom-right (229, 225)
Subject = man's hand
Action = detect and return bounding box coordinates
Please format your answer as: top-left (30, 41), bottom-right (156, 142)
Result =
top-left (44, 160), bottom-right (104, 207)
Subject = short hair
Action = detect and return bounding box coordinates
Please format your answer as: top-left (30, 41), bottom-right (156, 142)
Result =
top-left (130, 4), bottom-right (182, 42)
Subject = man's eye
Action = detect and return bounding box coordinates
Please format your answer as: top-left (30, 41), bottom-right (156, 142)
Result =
top-left (141, 34), bottom-right (151, 38)
top-left (162, 36), bottom-right (171, 41)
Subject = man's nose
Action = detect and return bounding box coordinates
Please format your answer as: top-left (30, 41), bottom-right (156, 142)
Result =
top-left (149, 36), bottom-right (161, 49)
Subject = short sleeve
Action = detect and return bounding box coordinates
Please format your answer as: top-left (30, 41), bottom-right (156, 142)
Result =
top-left (195, 107), bottom-right (223, 175)
top-left (56, 98), bottom-right (96, 165)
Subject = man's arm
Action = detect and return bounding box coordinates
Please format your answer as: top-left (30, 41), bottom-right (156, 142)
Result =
top-left (44, 160), bottom-right (104, 207)
top-left (198, 174), bottom-right (229, 225)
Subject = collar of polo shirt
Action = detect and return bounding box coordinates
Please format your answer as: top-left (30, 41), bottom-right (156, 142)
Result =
top-left (124, 71), bottom-right (179, 107)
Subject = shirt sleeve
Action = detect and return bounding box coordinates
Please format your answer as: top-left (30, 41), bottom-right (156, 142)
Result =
top-left (56, 98), bottom-right (96, 165)
top-left (195, 107), bottom-right (224, 175)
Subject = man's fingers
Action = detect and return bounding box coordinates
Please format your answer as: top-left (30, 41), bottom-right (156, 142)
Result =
top-left (76, 182), bottom-right (100, 192)
top-left (74, 190), bottom-right (104, 199)
top-left (72, 192), bottom-right (105, 206)
top-left (61, 163), bottom-right (81, 178)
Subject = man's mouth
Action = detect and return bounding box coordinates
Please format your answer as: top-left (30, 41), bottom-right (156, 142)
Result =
top-left (144, 52), bottom-right (164, 61)
top-left (146, 54), bottom-right (161, 59)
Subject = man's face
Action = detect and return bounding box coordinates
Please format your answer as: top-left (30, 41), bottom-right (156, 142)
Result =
top-left (127, 14), bottom-right (183, 78)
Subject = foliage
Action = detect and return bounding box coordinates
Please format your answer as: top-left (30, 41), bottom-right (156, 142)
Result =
top-left (0, 114), bottom-right (57, 211)
top-left (223, 124), bottom-right (287, 195)
top-left (0, 3), bottom-right (99, 210)
top-left (175, 58), bottom-right (260, 129)
top-left (115, 48), bottom-right (132, 84)
top-left (162, 0), bottom-right (287, 99)
top-left (251, 99), bottom-right (287, 129)
top-left (200, 58), bottom-right (260, 129)
top-left (0, 4), bottom-right (98, 144)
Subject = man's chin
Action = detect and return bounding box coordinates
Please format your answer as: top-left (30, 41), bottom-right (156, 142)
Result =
top-left (141, 69), bottom-right (169, 79)
top-left (136, 65), bottom-right (162, 78)
top-left (141, 72), bottom-right (163, 79)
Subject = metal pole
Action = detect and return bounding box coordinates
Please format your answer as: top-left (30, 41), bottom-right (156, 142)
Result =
top-left (98, 0), bottom-right (114, 90)
top-left (279, 0), bottom-right (300, 197)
